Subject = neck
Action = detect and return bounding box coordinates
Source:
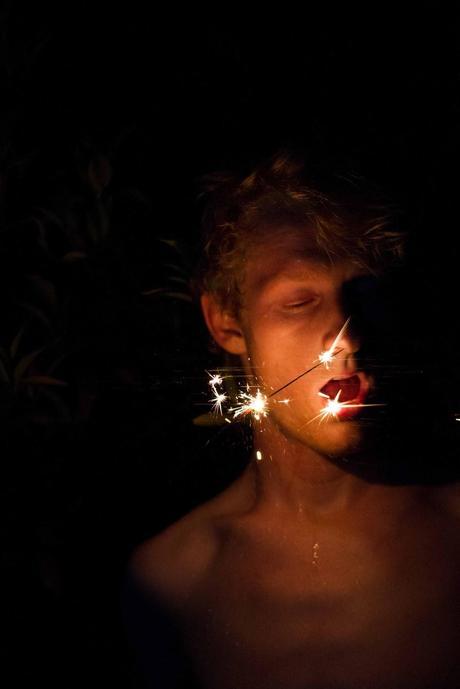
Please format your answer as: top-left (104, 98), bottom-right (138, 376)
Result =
top-left (249, 419), bottom-right (372, 518)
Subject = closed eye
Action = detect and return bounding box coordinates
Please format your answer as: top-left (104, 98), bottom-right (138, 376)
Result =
top-left (284, 298), bottom-right (317, 309)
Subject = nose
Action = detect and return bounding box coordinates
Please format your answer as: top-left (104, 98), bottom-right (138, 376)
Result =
top-left (322, 312), bottom-right (360, 358)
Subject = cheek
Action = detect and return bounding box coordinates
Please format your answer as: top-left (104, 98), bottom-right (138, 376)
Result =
top-left (243, 315), bottom-right (323, 387)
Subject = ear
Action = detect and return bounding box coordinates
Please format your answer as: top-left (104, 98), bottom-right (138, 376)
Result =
top-left (200, 293), bottom-right (247, 355)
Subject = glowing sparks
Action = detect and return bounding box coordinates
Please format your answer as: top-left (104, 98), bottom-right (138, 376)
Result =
top-left (322, 390), bottom-right (343, 418)
top-left (256, 450), bottom-right (263, 461)
top-left (230, 389), bottom-right (268, 421)
top-left (318, 316), bottom-right (351, 369)
top-left (208, 373), bottom-right (223, 389)
top-left (206, 370), bottom-right (269, 423)
top-left (310, 389), bottom-right (345, 423)
top-left (276, 398), bottom-right (291, 405)
top-left (210, 391), bottom-right (227, 415)
top-left (318, 350), bottom-right (334, 367)
top-left (207, 372), bottom-right (228, 414)
top-left (308, 389), bottom-right (385, 425)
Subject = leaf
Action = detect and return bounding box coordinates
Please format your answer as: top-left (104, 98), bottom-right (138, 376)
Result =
top-left (20, 376), bottom-right (68, 387)
top-left (15, 301), bottom-right (52, 329)
top-left (32, 217), bottom-right (51, 254)
top-left (163, 263), bottom-right (187, 275)
top-left (141, 288), bottom-right (192, 302)
top-left (141, 287), bottom-right (167, 296)
top-left (88, 156), bottom-right (112, 195)
top-left (46, 350), bottom-right (73, 375)
top-left (10, 325), bottom-right (26, 360)
top-left (14, 348), bottom-right (45, 382)
top-left (168, 276), bottom-right (190, 286)
top-left (159, 238), bottom-right (180, 250)
top-left (35, 207), bottom-right (65, 230)
top-left (0, 356), bottom-right (10, 384)
top-left (158, 238), bottom-right (191, 267)
top-left (25, 275), bottom-right (57, 310)
top-left (62, 251), bottom-right (87, 262)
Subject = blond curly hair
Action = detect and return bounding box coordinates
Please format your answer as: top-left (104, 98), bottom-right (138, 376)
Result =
top-left (193, 151), bottom-right (405, 314)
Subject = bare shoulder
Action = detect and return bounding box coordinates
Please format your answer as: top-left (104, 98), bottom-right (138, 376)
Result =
top-left (429, 481), bottom-right (460, 521)
top-left (128, 508), bottom-right (217, 604)
top-left (128, 471), bottom-right (254, 605)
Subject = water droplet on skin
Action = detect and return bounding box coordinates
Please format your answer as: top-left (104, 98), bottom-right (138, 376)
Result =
top-left (312, 542), bottom-right (319, 565)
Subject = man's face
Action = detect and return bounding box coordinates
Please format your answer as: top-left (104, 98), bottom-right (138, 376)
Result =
top-left (238, 227), bottom-right (374, 458)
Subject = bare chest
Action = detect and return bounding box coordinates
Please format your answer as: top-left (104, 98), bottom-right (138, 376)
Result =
top-left (181, 516), bottom-right (460, 689)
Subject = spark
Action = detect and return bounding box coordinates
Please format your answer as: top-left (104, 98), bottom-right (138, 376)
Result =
top-left (206, 369), bottom-right (269, 422)
top-left (256, 450), bottom-right (263, 461)
top-left (318, 317), bottom-right (351, 369)
top-left (276, 398), bottom-right (291, 405)
top-left (323, 389), bottom-right (343, 417)
top-left (307, 389), bottom-right (385, 426)
top-left (208, 373), bottom-right (224, 389)
top-left (318, 350), bottom-right (334, 367)
top-left (230, 388), bottom-right (268, 421)
top-left (210, 391), bottom-right (227, 415)
top-left (207, 371), bottom-right (228, 414)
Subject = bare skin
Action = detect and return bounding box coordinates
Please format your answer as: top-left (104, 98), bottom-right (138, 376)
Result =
top-left (127, 229), bottom-right (460, 688)
top-left (129, 465), bottom-right (460, 689)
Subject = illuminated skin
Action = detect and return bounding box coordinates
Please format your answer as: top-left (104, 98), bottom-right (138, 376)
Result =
top-left (127, 227), bottom-right (460, 689)
top-left (236, 229), bottom-right (371, 460)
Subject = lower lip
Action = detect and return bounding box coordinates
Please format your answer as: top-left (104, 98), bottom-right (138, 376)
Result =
top-left (335, 403), bottom-right (364, 421)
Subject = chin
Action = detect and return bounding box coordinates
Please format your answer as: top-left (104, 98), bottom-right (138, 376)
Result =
top-left (288, 418), bottom-right (365, 458)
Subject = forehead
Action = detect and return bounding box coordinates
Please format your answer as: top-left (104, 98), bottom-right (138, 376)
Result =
top-left (243, 226), bottom-right (339, 291)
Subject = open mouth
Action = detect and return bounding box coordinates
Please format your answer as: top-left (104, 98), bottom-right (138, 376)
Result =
top-left (319, 374), bottom-right (364, 404)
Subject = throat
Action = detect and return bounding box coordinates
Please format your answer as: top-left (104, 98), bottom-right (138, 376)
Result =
top-left (251, 429), bottom-right (368, 517)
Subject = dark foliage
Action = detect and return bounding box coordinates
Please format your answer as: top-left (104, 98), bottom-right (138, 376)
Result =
top-left (1, 4), bottom-right (459, 688)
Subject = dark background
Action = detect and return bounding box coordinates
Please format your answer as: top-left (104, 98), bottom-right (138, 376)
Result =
top-left (1, 3), bottom-right (459, 687)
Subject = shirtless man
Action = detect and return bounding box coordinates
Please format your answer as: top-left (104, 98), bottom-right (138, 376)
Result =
top-left (124, 153), bottom-right (460, 688)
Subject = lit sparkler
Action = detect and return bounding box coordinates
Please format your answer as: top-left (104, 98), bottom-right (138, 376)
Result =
top-left (210, 391), bottom-right (227, 415)
top-left (207, 371), bottom-right (228, 415)
top-left (230, 388), bottom-right (268, 421)
top-left (205, 317), bottom-right (378, 425)
top-left (307, 390), bottom-right (385, 425)
top-left (207, 370), bottom-right (269, 422)
top-left (208, 373), bottom-right (223, 389)
top-left (318, 389), bottom-right (344, 418)
top-left (318, 317), bottom-right (351, 369)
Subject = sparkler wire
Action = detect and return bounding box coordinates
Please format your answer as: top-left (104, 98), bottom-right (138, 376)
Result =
top-left (268, 347), bottom-right (344, 399)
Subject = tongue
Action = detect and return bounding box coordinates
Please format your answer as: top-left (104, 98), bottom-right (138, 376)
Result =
top-left (320, 375), bottom-right (360, 403)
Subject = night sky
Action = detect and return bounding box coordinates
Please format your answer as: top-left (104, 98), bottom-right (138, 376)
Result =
top-left (1, 4), bottom-right (459, 688)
